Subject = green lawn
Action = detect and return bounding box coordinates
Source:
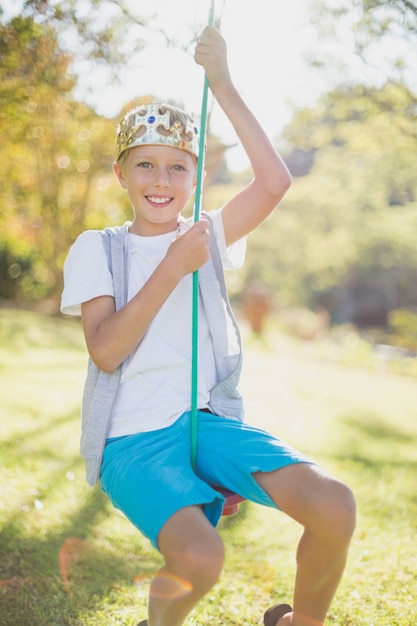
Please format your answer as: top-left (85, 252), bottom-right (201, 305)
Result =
top-left (1, 309), bottom-right (417, 625)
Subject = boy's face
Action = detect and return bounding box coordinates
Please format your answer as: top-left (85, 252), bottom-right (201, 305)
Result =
top-left (113, 144), bottom-right (197, 236)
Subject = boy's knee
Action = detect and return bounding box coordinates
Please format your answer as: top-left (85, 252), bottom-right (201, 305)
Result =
top-left (163, 528), bottom-right (225, 592)
top-left (180, 534), bottom-right (225, 592)
top-left (321, 480), bottom-right (356, 543)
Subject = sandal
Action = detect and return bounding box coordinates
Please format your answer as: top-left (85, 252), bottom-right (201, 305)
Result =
top-left (136, 621), bottom-right (148, 626)
top-left (263, 603), bottom-right (293, 626)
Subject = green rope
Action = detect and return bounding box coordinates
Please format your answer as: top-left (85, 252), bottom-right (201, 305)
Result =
top-left (191, 0), bottom-right (215, 472)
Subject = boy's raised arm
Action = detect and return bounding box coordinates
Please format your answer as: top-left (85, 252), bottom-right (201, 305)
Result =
top-left (194, 27), bottom-right (292, 247)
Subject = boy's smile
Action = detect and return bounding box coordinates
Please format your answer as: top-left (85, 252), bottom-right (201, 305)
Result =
top-left (146, 196), bottom-right (174, 206)
top-left (113, 144), bottom-right (197, 236)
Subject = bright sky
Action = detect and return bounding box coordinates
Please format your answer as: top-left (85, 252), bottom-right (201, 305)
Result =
top-left (0, 0), bottom-right (318, 169)
top-left (80, 0), bottom-right (321, 170)
top-left (4, 0), bottom-right (413, 169)
top-left (3, 0), bottom-right (320, 169)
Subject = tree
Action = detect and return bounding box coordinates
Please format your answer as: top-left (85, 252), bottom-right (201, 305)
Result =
top-left (309, 0), bottom-right (417, 93)
top-left (0, 15), bottom-right (127, 301)
top-left (21, 0), bottom-right (145, 66)
top-left (0, 4), bottom-right (230, 303)
top-left (238, 81), bottom-right (417, 326)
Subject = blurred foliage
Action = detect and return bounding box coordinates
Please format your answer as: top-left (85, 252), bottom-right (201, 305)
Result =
top-left (309, 0), bottom-right (417, 90)
top-left (21, 0), bottom-right (145, 71)
top-left (236, 81), bottom-right (417, 327)
top-left (387, 308), bottom-right (417, 351)
top-left (325, 0), bottom-right (417, 40)
top-left (1, 1), bottom-right (417, 335)
top-left (0, 13), bottom-right (132, 301)
top-left (0, 242), bottom-right (41, 299)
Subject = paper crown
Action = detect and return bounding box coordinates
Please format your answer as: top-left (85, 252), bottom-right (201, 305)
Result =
top-left (116, 103), bottom-right (201, 160)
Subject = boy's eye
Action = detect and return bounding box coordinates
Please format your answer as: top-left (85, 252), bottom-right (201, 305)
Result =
top-left (137, 161), bottom-right (152, 168)
top-left (172, 164), bottom-right (186, 171)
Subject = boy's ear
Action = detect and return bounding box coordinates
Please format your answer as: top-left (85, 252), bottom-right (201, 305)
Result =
top-left (113, 161), bottom-right (127, 189)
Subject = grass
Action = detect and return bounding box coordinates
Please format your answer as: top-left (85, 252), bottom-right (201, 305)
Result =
top-left (1, 309), bottom-right (417, 625)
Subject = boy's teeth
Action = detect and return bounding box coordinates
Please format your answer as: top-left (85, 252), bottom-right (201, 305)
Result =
top-left (149, 197), bottom-right (170, 204)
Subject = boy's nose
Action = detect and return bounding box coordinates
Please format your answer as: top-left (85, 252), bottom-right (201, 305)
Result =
top-left (154, 169), bottom-right (170, 187)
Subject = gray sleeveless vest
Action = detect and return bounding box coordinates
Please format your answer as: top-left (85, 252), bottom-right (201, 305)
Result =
top-left (80, 214), bottom-right (244, 485)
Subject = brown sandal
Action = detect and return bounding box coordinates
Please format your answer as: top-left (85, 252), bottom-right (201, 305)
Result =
top-left (263, 603), bottom-right (293, 626)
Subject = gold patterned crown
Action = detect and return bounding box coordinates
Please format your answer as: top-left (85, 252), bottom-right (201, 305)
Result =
top-left (116, 102), bottom-right (201, 160)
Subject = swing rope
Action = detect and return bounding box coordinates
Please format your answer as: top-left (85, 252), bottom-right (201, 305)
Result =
top-left (190, 0), bottom-right (245, 516)
top-left (191, 0), bottom-right (215, 472)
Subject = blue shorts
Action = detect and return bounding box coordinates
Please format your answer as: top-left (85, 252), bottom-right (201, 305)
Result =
top-left (100, 411), bottom-right (311, 549)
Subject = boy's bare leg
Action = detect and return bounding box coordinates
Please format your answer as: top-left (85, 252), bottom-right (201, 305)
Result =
top-left (147, 506), bottom-right (225, 626)
top-left (255, 464), bottom-right (356, 626)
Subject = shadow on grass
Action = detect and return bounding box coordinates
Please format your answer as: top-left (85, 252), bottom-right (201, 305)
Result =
top-left (347, 415), bottom-right (417, 445)
top-left (0, 484), bottom-right (156, 626)
top-left (0, 406), bottom-right (157, 626)
top-left (329, 411), bottom-right (417, 468)
top-left (322, 411), bottom-right (417, 525)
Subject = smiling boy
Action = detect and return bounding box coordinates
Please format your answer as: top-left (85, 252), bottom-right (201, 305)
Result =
top-left (61, 27), bottom-right (355, 626)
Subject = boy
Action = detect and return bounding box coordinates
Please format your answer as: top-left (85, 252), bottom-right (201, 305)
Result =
top-left (61, 27), bottom-right (355, 626)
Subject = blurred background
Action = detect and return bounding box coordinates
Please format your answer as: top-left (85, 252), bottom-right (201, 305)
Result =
top-left (1, 0), bottom-right (417, 365)
top-left (1, 5), bottom-right (417, 623)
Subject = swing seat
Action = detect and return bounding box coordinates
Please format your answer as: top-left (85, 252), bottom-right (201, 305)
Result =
top-left (213, 486), bottom-right (245, 516)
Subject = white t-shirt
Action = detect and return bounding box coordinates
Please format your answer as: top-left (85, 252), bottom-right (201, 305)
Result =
top-left (61, 209), bottom-right (246, 437)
